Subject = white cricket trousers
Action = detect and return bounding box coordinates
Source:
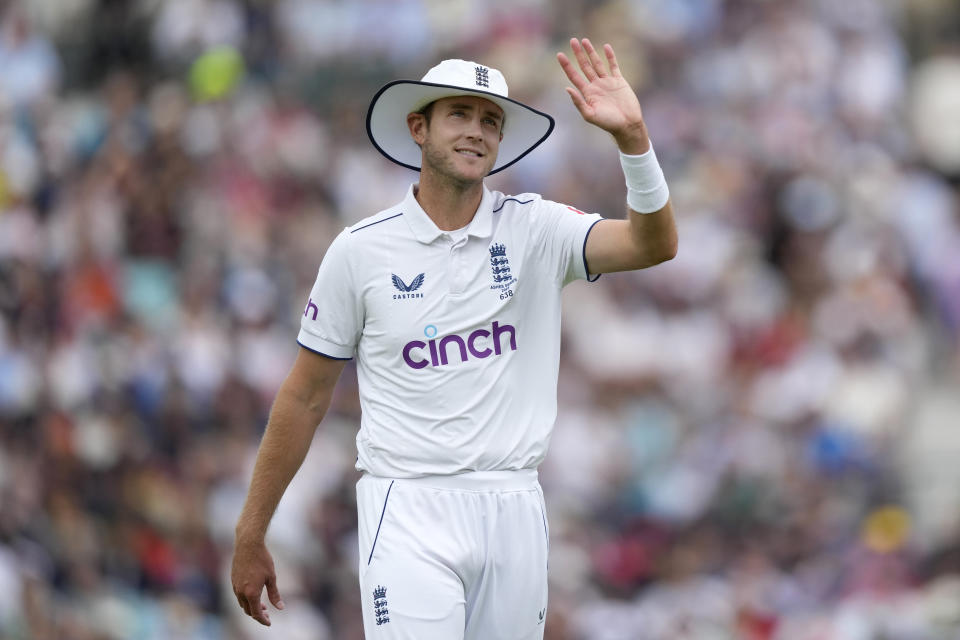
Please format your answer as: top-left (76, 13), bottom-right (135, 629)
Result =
top-left (357, 469), bottom-right (550, 640)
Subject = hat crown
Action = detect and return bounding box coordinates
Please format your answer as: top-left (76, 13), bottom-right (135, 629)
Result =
top-left (420, 59), bottom-right (509, 98)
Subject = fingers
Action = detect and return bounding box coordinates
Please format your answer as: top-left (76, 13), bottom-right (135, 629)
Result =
top-left (233, 582), bottom-right (272, 626)
top-left (249, 592), bottom-right (271, 625)
top-left (266, 575), bottom-right (286, 611)
top-left (581, 39), bottom-right (607, 78)
top-left (570, 38), bottom-right (598, 81)
top-left (235, 591), bottom-right (249, 616)
top-left (245, 587), bottom-right (271, 625)
top-left (556, 52), bottom-right (589, 94)
top-left (558, 38), bottom-right (620, 88)
top-left (603, 43), bottom-right (622, 77)
top-left (232, 578), bottom-right (251, 616)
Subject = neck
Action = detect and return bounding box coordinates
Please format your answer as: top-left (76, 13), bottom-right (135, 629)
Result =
top-left (414, 169), bottom-right (484, 231)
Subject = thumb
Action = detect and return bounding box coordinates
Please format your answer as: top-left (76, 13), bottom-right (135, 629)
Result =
top-left (565, 87), bottom-right (592, 121)
top-left (266, 574), bottom-right (285, 610)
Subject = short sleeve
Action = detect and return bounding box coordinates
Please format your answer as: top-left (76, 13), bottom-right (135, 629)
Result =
top-left (297, 230), bottom-right (363, 359)
top-left (531, 197), bottom-right (604, 286)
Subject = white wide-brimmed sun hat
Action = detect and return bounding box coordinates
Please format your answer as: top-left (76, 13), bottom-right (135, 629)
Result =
top-left (366, 59), bottom-right (555, 175)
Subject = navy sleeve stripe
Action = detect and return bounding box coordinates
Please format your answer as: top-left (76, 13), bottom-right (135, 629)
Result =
top-left (351, 212), bottom-right (404, 234)
top-left (297, 340), bottom-right (353, 360)
top-left (367, 480), bottom-right (395, 565)
top-left (493, 198), bottom-right (534, 213)
top-left (583, 219), bottom-right (603, 283)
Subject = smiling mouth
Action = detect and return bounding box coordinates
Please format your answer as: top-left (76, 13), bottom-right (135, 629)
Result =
top-left (456, 149), bottom-right (484, 158)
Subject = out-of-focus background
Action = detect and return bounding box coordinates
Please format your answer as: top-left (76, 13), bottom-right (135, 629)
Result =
top-left (1, 0), bottom-right (960, 638)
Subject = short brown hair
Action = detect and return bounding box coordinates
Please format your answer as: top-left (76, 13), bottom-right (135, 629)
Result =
top-left (417, 102), bottom-right (436, 125)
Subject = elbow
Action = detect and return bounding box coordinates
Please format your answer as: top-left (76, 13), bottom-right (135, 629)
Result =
top-left (659, 224), bottom-right (679, 262)
top-left (639, 235), bottom-right (678, 268)
top-left (661, 236), bottom-right (679, 263)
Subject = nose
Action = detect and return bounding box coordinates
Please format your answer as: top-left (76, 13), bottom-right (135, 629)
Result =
top-left (464, 114), bottom-right (484, 140)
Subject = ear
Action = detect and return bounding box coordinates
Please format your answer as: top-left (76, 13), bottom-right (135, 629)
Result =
top-left (407, 112), bottom-right (427, 145)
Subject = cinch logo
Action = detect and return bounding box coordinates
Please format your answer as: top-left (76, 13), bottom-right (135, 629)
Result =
top-left (402, 321), bottom-right (516, 369)
top-left (304, 297), bottom-right (318, 320)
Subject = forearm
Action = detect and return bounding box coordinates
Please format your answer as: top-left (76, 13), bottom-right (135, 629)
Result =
top-left (625, 198), bottom-right (677, 266)
top-left (617, 126), bottom-right (676, 263)
top-left (235, 382), bottom-right (332, 542)
top-left (583, 139), bottom-right (677, 273)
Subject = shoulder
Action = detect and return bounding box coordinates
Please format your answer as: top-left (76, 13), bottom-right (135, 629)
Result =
top-left (491, 191), bottom-right (585, 221)
top-left (490, 191), bottom-right (544, 215)
top-left (321, 203), bottom-right (405, 267)
top-left (345, 202), bottom-right (406, 238)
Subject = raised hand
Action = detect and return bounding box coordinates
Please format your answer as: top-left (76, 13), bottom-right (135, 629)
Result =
top-left (557, 38), bottom-right (649, 154)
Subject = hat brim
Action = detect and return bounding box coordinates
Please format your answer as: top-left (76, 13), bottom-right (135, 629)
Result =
top-left (366, 80), bottom-right (555, 176)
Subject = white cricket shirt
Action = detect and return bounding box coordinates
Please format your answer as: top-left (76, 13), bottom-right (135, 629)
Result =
top-left (298, 184), bottom-right (602, 477)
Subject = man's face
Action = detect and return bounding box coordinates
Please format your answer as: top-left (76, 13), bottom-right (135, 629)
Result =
top-left (409, 96), bottom-right (505, 185)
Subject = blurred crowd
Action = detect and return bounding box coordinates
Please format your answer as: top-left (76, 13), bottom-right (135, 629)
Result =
top-left (1, 0), bottom-right (960, 638)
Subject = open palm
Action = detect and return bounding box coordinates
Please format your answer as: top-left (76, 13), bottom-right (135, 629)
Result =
top-left (557, 38), bottom-right (645, 143)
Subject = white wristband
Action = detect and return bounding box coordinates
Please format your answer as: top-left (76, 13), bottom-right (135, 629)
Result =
top-left (620, 145), bottom-right (670, 214)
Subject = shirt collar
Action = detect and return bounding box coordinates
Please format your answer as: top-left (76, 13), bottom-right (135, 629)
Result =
top-left (401, 183), bottom-right (494, 244)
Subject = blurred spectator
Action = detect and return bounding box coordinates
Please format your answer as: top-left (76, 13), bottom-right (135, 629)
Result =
top-left (0, 5), bottom-right (60, 109)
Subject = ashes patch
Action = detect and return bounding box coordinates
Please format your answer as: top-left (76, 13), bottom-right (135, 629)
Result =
top-left (489, 243), bottom-right (517, 299)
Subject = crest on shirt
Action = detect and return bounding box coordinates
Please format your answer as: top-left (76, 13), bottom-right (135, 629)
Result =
top-left (489, 243), bottom-right (517, 299)
top-left (392, 273), bottom-right (425, 299)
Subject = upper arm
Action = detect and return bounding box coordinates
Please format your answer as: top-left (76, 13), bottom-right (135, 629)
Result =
top-left (526, 196), bottom-right (604, 286)
top-left (584, 200), bottom-right (677, 274)
top-left (281, 347), bottom-right (348, 418)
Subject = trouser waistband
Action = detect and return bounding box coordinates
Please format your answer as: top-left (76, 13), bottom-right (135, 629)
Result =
top-left (362, 468), bottom-right (538, 492)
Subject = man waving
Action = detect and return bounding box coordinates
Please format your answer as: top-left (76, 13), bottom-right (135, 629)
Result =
top-left (231, 37), bottom-right (677, 639)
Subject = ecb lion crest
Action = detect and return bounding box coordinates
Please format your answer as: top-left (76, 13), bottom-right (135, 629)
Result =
top-left (489, 243), bottom-right (517, 299)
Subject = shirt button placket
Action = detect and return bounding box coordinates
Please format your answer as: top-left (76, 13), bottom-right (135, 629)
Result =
top-left (449, 239), bottom-right (466, 294)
